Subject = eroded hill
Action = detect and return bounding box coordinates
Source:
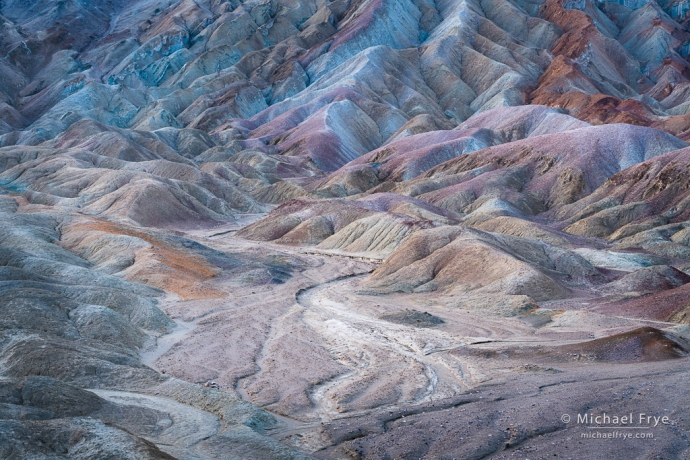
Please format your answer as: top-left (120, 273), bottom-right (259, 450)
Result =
top-left (3, 0), bottom-right (690, 457)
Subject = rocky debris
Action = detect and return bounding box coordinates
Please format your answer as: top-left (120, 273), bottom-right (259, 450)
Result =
top-left (560, 327), bottom-right (690, 361)
top-left (313, 356), bottom-right (690, 459)
top-left (379, 309), bottom-right (445, 328)
top-left (454, 327), bottom-right (690, 363)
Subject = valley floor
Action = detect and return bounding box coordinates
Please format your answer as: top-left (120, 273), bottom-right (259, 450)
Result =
top-left (141, 217), bottom-right (690, 459)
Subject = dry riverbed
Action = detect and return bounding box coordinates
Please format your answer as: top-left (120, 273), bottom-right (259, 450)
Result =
top-left (140, 218), bottom-right (690, 458)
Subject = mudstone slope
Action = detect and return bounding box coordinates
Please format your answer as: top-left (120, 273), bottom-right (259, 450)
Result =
top-left (2, 0), bottom-right (690, 457)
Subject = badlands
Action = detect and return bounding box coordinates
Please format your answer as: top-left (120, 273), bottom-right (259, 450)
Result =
top-left (2, 0), bottom-right (690, 457)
